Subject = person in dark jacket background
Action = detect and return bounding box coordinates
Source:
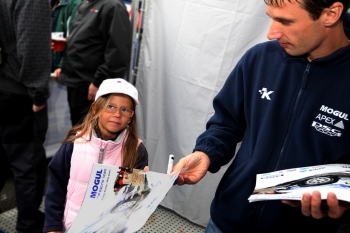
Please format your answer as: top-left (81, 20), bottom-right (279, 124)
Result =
top-left (53, 0), bottom-right (132, 126)
top-left (172, 0), bottom-right (350, 233)
top-left (0, 0), bottom-right (51, 232)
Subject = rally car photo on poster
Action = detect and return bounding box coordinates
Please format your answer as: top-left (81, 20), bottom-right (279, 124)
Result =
top-left (253, 172), bottom-right (350, 195)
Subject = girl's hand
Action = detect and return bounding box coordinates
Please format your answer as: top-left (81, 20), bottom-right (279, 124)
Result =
top-left (143, 166), bottom-right (150, 172)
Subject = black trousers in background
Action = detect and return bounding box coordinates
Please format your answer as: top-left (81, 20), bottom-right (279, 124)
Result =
top-left (0, 92), bottom-right (46, 233)
top-left (67, 84), bottom-right (93, 126)
top-left (34, 105), bottom-right (48, 208)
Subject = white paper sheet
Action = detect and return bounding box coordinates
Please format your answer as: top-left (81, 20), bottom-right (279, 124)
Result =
top-left (249, 164), bottom-right (350, 202)
top-left (66, 163), bottom-right (180, 233)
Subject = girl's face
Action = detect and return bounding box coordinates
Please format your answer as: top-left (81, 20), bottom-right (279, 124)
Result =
top-left (97, 94), bottom-right (134, 139)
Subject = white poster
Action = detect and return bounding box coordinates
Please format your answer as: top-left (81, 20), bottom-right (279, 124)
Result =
top-left (67, 164), bottom-right (180, 233)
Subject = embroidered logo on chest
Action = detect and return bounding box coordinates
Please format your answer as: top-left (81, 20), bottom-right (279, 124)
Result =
top-left (258, 87), bottom-right (274, 100)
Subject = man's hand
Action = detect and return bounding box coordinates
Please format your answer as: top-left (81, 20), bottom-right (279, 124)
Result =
top-left (88, 83), bottom-right (98, 101)
top-left (281, 191), bottom-right (350, 219)
top-left (52, 68), bottom-right (61, 81)
top-left (33, 104), bottom-right (45, 113)
top-left (171, 151), bottom-right (210, 185)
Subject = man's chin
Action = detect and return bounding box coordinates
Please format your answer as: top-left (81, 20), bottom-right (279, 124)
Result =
top-left (283, 48), bottom-right (304, 57)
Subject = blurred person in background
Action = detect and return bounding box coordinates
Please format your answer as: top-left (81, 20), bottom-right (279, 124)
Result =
top-left (52, 0), bottom-right (132, 126)
top-left (0, 0), bottom-right (51, 232)
top-left (51, 0), bottom-right (82, 72)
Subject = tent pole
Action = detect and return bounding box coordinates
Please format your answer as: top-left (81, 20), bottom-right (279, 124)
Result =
top-left (129, 0), bottom-right (147, 85)
top-left (127, 0), bottom-right (139, 84)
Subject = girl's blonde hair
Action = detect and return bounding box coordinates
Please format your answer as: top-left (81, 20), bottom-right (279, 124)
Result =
top-left (63, 94), bottom-right (139, 168)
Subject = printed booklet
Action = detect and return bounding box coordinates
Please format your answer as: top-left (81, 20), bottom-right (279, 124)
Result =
top-left (248, 164), bottom-right (350, 202)
top-left (66, 163), bottom-right (180, 233)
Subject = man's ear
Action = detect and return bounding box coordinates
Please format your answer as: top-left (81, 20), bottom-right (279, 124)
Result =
top-left (324, 2), bottom-right (343, 26)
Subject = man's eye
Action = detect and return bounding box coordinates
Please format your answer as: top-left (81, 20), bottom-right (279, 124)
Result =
top-left (279, 20), bottom-right (291, 25)
top-left (120, 107), bottom-right (128, 113)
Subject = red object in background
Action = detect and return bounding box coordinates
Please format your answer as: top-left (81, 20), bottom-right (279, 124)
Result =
top-left (128, 5), bottom-right (141, 29)
top-left (118, 169), bottom-right (125, 185)
top-left (52, 39), bottom-right (66, 52)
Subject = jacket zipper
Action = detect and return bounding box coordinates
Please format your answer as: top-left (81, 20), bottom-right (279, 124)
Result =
top-left (98, 146), bottom-right (105, 164)
top-left (256, 63), bottom-right (311, 232)
top-left (274, 63), bottom-right (311, 171)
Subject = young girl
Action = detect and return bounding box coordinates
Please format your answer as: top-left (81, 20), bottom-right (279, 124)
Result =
top-left (43, 78), bottom-right (148, 233)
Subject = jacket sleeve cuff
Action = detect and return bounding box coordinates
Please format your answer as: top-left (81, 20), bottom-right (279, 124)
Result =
top-left (27, 87), bottom-right (50, 106)
top-left (43, 223), bottom-right (64, 232)
top-left (92, 78), bottom-right (104, 88)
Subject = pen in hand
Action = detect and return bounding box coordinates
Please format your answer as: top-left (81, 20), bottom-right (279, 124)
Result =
top-left (167, 154), bottom-right (174, 175)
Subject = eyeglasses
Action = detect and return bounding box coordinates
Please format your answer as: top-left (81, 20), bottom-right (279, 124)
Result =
top-left (105, 104), bottom-right (134, 117)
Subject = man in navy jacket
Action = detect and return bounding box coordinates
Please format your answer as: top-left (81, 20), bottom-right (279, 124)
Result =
top-left (173, 0), bottom-right (350, 232)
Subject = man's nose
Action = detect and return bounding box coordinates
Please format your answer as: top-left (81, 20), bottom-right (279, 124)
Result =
top-left (267, 22), bottom-right (282, 40)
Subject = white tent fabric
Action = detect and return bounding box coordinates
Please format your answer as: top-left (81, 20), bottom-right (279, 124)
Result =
top-left (135, 0), bottom-right (271, 227)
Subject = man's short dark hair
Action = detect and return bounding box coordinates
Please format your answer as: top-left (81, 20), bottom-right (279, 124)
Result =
top-left (264, 0), bottom-right (350, 20)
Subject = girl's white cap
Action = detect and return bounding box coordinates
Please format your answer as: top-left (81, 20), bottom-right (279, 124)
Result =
top-left (95, 78), bottom-right (139, 104)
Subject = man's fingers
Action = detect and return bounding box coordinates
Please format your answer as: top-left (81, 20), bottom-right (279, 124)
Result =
top-left (301, 193), bottom-right (312, 217)
top-left (53, 68), bottom-right (61, 80)
top-left (172, 157), bottom-right (188, 173)
top-left (174, 176), bottom-right (185, 186)
top-left (172, 157), bottom-right (190, 186)
top-left (311, 191), bottom-right (325, 219)
top-left (88, 94), bottom-right (94, 101)
top-left (171, 152), bottom-right (209, 186)
top-left (327, 192), bottom-right (341, 218)
top-left (33, 104), bottom-right (45, 113)
top-left (297, 192), bottom-right (348, 220)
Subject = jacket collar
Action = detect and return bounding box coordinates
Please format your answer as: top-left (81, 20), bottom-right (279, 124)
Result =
top-left (93, 123), bottom-right (125, 142)
top-left (281, 41), bottom-right (350, 66)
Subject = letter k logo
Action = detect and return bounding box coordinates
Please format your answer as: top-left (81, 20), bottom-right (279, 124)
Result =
top-left (259, 87), bottom-right (274, 100)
